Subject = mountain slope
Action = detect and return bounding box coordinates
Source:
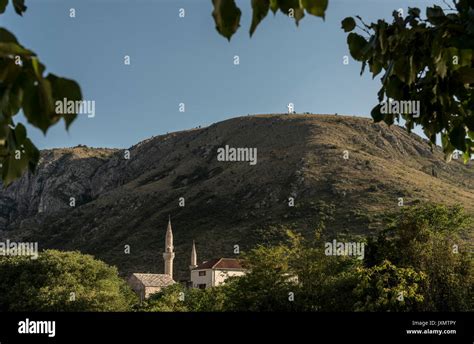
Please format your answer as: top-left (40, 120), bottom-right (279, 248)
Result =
top-left (1, 114), bottom-right (473, 280)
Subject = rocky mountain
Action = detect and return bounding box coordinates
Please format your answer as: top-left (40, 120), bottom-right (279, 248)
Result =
top-left (1, 114), bottom-right (473, 280)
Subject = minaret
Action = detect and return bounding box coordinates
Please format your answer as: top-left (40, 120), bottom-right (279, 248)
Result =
top-left (163, 216), bottom-right (175, 279)
top-left (190, 240), bottom-right (197, 270)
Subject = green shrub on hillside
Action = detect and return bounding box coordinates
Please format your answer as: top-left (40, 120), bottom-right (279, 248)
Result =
top-left (0, 250), bottom-right (137, 311)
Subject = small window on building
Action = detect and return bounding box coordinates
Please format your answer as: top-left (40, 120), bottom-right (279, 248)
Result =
top-left (198, 284), bottom-right (206, 289)
top-left (198, 271), bottom-right (206, 276)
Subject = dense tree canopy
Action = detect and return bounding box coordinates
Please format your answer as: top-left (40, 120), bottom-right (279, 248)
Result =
top-left (0, 205), bottom-right (469, 312)
top-left (365, 204), bottom-right (473, 311)
top-left (0, 250), bottom-right (137, 311)
top-left (140, 204), bottom-right (473, 312)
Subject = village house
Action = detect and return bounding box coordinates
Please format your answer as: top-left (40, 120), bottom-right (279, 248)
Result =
top-left (128, 218), bottom-right (246, 299)
top-left (190, 257), bottom-right (246, 289)
top-left (128, 273), bottom-right (175, 301)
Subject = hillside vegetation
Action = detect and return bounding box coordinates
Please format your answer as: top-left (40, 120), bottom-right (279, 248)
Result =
top-left (0, 114), bottom-right (472, 279)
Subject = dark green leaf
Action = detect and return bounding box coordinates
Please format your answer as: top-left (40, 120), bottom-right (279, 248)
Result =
top-left (47, 75), bottom-right (82, 129)
top-left (293, 7), bottom-right (305, 26)
top-left (212, 0), bottom-right (242, 41)
top-left (408, 7), bottom-right (420, 18)
top-left (371, 104), bottom-right (383, 122)
top-left (1, 80), bottom-right (23, 117)
top-left (0, 28), bottom-right (18, 44)
top-left (14, 123), bottom-right (26, 144)
top-left (250, 0), bottom-right (270, 37)
top-left (347, 33), bottom-right (367, 61)
top-left (385, 76), bottom-right (404, 99)
top-left (270, 0), bottom-right (279, 14)
top-left (22, 78), bottom-right (56, 133)
top-left (449, 124), bottom-right (467, 151)
top-left (0, 122), bottom-right (8, 140)
top-left (466, 116), bottom-right (474, 131)
top-left (369, 59), bottom-right (382, 77)
top-left (276, 0), bottom-right (299, 16)
top-left (426, 6), bottom-right (445, 25)
top-left (0, 0), bottom-right (8, 14)
top-left (23, 138), bottom-right (39, 172)
top-left (458, 67), bottom-right (474, 84)
top-left (2, 150), bottom-right (28, 186)
top-left (12, 0), bottom-right (27, 16)
top-left (341, 17), bottom-right (356, 32)
top-left (301, 0), bottom-right (328, 19)
top-left (0, 42), bottom-right (34, 57)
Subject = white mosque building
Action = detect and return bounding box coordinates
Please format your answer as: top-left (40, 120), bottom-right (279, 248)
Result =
top-left (128, 218), bottom-right (246, 300)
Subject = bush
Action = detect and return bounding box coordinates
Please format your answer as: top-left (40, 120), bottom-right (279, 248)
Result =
top-left (0, 250), bottom-right (137, 311)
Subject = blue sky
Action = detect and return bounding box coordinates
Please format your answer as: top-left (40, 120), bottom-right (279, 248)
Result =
top-left (2, 0), bottom-right (443, 149)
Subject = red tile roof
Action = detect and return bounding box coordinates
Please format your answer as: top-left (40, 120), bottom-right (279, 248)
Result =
top-left (193, 258), bottom-right (244, 270)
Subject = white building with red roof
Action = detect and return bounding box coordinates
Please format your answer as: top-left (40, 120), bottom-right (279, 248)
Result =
top-left (190, 255), bottom-right (246, 289)
top-left (128, 219), bottom-right (246, 299)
